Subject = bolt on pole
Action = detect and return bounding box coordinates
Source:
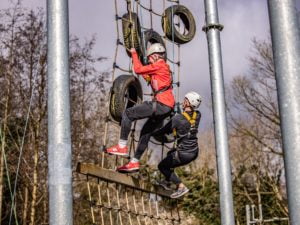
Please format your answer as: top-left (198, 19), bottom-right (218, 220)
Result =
top-left (268, 0), bottom-right (300, 224)
top-left (203, 0), bottom-right (235, 224)
top-left (47, 0), bottom-right (73, 224)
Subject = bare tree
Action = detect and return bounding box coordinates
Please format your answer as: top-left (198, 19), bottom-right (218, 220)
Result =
top-left (227, 38), bottom-right (287, 221)
top-left (0, 4), bottom-right (109, 224)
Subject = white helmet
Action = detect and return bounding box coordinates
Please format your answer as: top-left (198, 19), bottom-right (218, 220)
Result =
top-left (185, 91), bottom-right (202, 109)
top-left (147, 43), bottom-right (165, 56)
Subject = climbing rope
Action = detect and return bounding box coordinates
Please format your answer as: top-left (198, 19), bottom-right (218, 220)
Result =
top-left (0, 129), bottom-right (19, 224)
top-left (85, 175), bottom-right (181, 225)
top-left (7, 60), bottom-right (38, 225)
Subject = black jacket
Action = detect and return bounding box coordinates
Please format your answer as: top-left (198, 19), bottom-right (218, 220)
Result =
top-left (153, 110), bottom-right (201, 155)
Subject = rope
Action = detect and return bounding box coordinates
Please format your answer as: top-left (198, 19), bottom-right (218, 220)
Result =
top-left (132, 189), bottom-right (142, 225)
top-left (125, 187), bottom-right (133, 225)
top-left (97, 178), bottom-right (105, 225)
top-left (141, 192), bottom-right (148, 225)
top-left (171, 2), bottom-right (177, 112)
top-left (0, 129), bottom-right (19, 224)
top-left (87, 176), bottom-right (96, 224)
top-left (127, 0), bottom-right (135, 48)
top-left (106, 181), bottom-right (114, 225)
top-left (135, 1), bottom-right (164, 17)
top-left (115, 184), bottom-right (123, 225)
top-left (9, 66), bottom-right (38, 225)
top-left (100, 0), bottom-right (122, 168)
top-left (85, 176), bottom-right (181, 224)
top-left (176, 0), bottom-right (181, 108)
top-left (149, 0), bottom-right (153, 29)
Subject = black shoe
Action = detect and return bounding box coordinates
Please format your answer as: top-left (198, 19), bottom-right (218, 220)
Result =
top-left (170, 186), bottom-right (189, 198)
top-left (156, 180), bottom-right (172, 191)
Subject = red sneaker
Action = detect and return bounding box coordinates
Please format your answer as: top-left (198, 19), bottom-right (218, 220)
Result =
top-left (117, 161), bottom-right (140, 173)
top-left (105, 145), bottom-right (128, 157)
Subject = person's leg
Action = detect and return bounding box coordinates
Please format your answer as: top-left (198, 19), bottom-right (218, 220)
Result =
top-left (133, 118), bottom-right (161, 160)
top-left (116, 119), bottom-right (156, 172)
top-left (117, 102), bottom-right (172, 172)
top-left (106, 101), bottom-right (153, 156)
top-left (158, 151), bottom-right (182, 184)
top-left (133, 102), bottom-right (172, 160)
top-left (168, 152), bottom-right (198, 198)
top-left (120, 101), bottom-right (153, 141)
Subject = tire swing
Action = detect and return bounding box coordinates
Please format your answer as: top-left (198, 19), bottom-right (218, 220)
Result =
top-left (140, 29), bottom-right (167, 64)
top-left (122, 12), bottom-right (142, 56)
top-left (152, 116), bottom-right (175, 144)
top-left (109, 75), bottom-right (143, 123)
top-left (162, 5), bottom-right (196, 44)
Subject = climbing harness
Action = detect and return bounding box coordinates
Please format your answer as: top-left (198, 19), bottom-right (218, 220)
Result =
top-left (172, 111), bottom-right (198, 148)
top-left (151, 83), bottom-right (173, 116)
top-left (182, 111), bottom-right (198, 127)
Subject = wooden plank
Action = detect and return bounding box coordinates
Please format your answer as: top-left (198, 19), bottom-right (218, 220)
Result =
top-left (76, 163), bottom-right (173, 197)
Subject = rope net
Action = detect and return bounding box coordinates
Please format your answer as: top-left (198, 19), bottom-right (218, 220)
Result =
top-left (85, 176), bottom-right (181, 225)
top-left (78, 0), bottom-right (184, 224)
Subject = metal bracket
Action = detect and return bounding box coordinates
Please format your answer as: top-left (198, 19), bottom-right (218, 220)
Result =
top-left (202, 23), bottom-right (224, 32)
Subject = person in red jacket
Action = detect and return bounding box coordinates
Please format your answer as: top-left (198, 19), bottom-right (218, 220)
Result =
top-left (106, 43), bottom-right (175, 173)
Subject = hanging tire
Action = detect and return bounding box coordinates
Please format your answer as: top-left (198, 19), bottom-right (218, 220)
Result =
top-left (109, 75), bottom-right (143, 122)
top-left (122, 12), bottom-right (142, 56)
top-left (152, 116), bottom-right (175, 144)
top-left (141, 29), bottom-right (167, 64)
top-left (162, 5), bottom-right (196, 44)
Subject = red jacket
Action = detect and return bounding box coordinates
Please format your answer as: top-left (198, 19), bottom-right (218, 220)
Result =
top-left (131, 51), bottom-right (175, 109)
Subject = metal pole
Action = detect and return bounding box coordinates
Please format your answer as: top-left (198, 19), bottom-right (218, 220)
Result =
top-left (47, 0), bottom-right (73, 224)
top-left (267, 0), bottom-right (300, 224)
top-left (202, 0), bottom-right (235, 224)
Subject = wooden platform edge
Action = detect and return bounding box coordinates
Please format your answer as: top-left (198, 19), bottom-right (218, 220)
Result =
top-left (76, 162), bottom-right (173, 197)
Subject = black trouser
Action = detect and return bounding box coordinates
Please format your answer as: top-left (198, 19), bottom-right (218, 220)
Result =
top-left (120, 101), bottom-right (172, 159)
top-left (158, 149), bottom-right (198, 184)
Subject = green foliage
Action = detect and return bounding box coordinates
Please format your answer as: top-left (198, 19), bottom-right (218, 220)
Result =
top-left (175, 163), bottom-right (287, 224)
top-left (178, 168), bottom-right (220, 224)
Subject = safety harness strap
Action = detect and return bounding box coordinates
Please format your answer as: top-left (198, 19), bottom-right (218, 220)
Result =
top-left (182, 111), bottom-right (197, 127)
top-left (151, 84), bottom-right (173, 116)
top-left (152, 84), bottom-right (172, 96)
top-left (173, 111), bottom-right (198, 137)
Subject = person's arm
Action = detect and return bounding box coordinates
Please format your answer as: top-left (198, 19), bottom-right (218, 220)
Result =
top-left (152, 115), bottom-right (179, 136)
top-left (152, 119), bottom-right (173, 136)
top-left (131, 49), bottom-right (160, 75)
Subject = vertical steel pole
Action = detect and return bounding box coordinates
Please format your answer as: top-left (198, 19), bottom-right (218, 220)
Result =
top-left (47, 0), bottom-right (73, 224)
top-left (268, 0), bottom-right (300, 223)
top-left (203, 0), bottom-right (235, 224)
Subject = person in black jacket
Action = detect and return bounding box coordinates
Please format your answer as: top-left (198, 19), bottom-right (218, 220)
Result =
top-left (154, 91), bottom-right (202, 198)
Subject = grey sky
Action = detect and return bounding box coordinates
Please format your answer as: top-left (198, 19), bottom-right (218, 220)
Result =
top-left (2, 0), bottom-right (300, 128)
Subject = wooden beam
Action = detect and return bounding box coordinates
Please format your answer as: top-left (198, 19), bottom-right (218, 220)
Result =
top-left (76, 163), bottom-right (173, 197)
